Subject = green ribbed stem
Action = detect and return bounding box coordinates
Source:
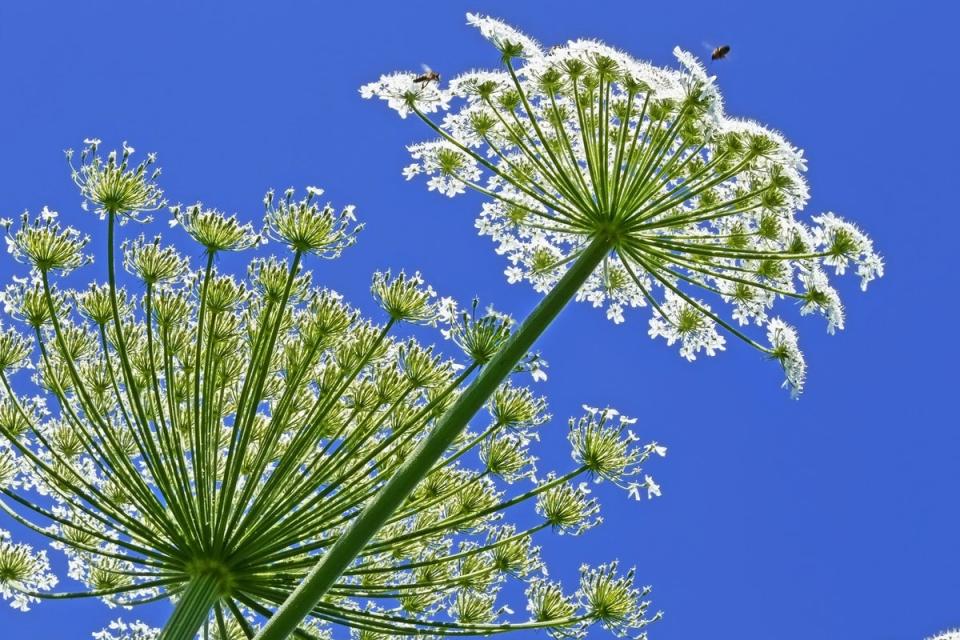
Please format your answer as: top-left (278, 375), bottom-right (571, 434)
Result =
top-left (253, 234), bottom-right (612, 640)
top-left (158, 571), bottom-right (223, 640)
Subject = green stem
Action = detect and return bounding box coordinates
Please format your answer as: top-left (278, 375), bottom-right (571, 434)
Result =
top-left (158, 572), bottom-right (223, 640)
top-left (252, 234), bottom-right (612, 640)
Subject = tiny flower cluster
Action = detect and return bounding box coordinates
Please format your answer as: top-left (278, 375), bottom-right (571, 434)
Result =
top-left (571, 405), bottom-right (667, 501)
top-left (92, 619), bottom-right (161, 640)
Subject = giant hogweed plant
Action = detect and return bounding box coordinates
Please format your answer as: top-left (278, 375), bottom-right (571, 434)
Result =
top-left (0, 141), bottom-right (665, 639)
top-left (257, 13), bottom-right (883, 639)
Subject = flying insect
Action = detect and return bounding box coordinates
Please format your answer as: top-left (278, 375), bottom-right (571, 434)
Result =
top-left (711, 45), bottom-right (731, 61)
top-left (414, 64), bottom-right (441, 88)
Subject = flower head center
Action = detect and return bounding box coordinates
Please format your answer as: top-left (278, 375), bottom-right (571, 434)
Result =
top-left (593, 218), bottom-right (628, 248)
top-left (186, 557), bottom-right (235, 596)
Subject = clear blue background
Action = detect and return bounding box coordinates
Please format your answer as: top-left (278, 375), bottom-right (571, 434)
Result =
top-left (0, 1), bottom-right (956, 638)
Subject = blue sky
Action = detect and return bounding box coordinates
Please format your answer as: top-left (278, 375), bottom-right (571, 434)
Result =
top-left (0, 1), bottom-right (956, 639)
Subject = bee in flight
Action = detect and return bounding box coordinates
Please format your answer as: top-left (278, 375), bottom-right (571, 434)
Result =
top-left (710, 44), bottom-right (731, 61)
top-left (414, 64), bottom-right (440, 88)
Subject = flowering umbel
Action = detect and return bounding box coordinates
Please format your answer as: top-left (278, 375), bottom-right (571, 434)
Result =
top-left (0, 143), bottom-right (664, 640)
top-left (67, 139), bottom-right (165, 221)
top-left (0, 528), bottom-right (57, 611)
top-left (362, 13), bottom-right (883, 397)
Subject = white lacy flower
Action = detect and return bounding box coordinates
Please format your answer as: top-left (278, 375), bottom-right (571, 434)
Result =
top-left (644, 475), bottom-right (662, 499)
top-left (646, 442), bottom-right (668, 458)
top-left (366, 13), bottom-right (882, 395)
top-left (359, 71), bottom-right (450, 119)
top-left (627, 475), bottom-right (662, 501)
top-left (92, 619), bottom-right (161, 640)
top-left (466, 12), bottom-right (543, 58)
top-left (529, 361), bottom-right (548, 382)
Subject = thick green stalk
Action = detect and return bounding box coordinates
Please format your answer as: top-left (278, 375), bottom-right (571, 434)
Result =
top-left (252, 234), bottom-right (611, 640)
top-left (158, 571), bottom-right (223, 640)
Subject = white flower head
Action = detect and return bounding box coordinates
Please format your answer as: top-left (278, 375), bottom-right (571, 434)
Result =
top-left (466, 12), bottom-right (544, 59)
top-left (360, 72), bottom-right (451, 119)
top-left (366, 14), bottom-right (881, 396)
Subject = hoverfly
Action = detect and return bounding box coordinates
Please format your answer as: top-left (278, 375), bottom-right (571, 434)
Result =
top-left (414, 64), bottom-right (441, 88)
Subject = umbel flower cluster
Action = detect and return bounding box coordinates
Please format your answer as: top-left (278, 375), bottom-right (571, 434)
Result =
top-left (0, 141), bottom-right (665, 639)
top-left (362, 13), bottom-right (883, 397)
